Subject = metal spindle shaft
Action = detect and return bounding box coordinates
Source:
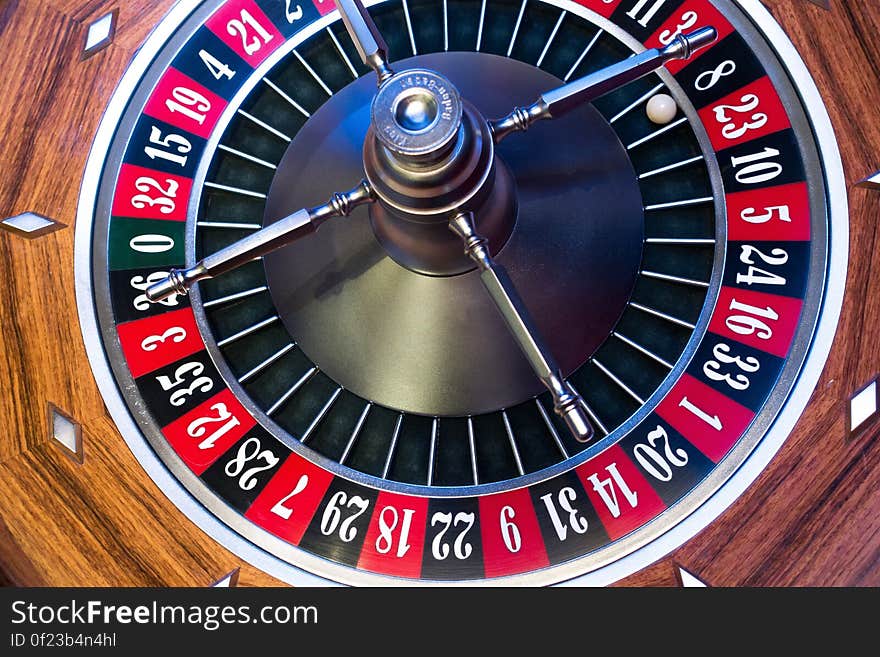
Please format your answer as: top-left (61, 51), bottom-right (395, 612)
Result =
top-left (449, 212), bottom-right (594, 443)
top-left (145, 181), bottom-right (374, 303)
top-left (335, 0), bottom-right (394, 84)
top-left (491, 27), bottom-right (717, 142)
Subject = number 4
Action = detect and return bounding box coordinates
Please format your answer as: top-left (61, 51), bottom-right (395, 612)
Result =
top-left (198, 49), bottom-right (235, 81)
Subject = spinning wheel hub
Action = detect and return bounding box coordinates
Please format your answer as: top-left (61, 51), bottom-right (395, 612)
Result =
top-left (371, 68), bottom-right (463, 159)
top-left (364, 66), bottom-right (509, 276)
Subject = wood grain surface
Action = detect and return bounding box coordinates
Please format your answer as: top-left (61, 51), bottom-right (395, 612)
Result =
top-left (0, 0), bottom-right (877, 588)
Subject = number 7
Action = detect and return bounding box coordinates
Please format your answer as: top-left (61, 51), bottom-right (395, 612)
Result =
top-left (270, 474), bottom-right (309, 520)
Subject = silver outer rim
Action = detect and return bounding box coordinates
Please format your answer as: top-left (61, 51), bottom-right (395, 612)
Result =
top-left (74, 0), bottom-right (848, 587)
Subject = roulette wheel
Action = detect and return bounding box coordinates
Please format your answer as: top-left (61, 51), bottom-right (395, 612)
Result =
top-left (0, 0), bottom-right (878, 587)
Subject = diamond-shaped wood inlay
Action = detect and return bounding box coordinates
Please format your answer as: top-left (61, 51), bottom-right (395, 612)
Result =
top-left (48, 404), bottom-right (83, 465)
top-left (81, 9), bottom-right (118, 60)
top-left (0, 212), bottom-right (65, 239)
top-left (210, 568), bottom-right (240, 587)
top-left (676, 566), bottom-right (708, 587)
